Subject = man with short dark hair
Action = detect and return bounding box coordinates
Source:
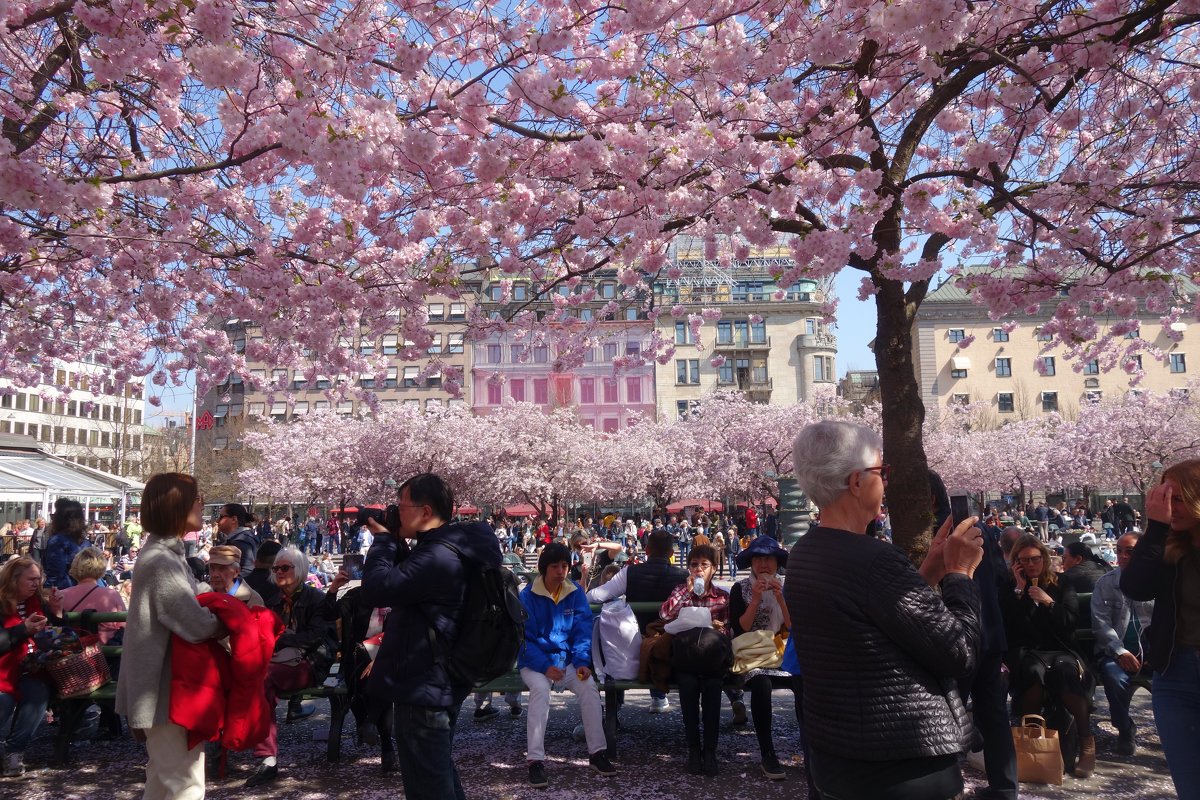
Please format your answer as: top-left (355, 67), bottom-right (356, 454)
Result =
top-left (588, 530), bottom-right (688, 713)
top-left (245, 540), bottom-right (282, 607)
top-left (215, 503), bottom-right (258, 577)
top-left (360, 473), bottom-right (502, 800)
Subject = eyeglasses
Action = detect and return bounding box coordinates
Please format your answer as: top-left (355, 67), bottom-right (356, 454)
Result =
top-left (1016, 555), bottom-right (1044, 565)
top-left (860, 464), bottom-right (891, 482)
top-left (270, 565), bottom-right (293, 573)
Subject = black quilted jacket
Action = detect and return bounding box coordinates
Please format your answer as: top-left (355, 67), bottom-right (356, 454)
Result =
top-left (783, 527), bottom-right (982, 761)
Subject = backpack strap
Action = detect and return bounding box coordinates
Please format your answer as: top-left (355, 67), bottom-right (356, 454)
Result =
top-left (423, 540), bottom-right (468, 666)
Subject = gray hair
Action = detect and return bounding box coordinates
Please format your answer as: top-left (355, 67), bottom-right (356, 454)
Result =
top-left (272, 546), bottom-right (308, 584)
top-left (792, 421), bottom-right (883, 508)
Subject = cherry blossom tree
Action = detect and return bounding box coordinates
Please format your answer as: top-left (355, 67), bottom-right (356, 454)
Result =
top-left (1069, 384), bottom-right (1200, 495)
top-left (6, 0), bottom-right (1200, 551)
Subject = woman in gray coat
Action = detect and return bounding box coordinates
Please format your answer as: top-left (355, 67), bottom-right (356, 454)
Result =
top-left (115, 473), bottom-right (222, 800)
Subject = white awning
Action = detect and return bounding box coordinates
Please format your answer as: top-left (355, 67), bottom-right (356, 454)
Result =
top-left (951, 356), bottom-right (971, 370)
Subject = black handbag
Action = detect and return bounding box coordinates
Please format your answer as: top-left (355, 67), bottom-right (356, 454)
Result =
top-left (670, 627), bottom-right (733, 678)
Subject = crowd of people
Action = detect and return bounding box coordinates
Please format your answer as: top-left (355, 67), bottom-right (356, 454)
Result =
top-left (0, 437), bottom-right (1194, 800)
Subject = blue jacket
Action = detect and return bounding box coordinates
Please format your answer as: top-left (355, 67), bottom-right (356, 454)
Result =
top-left (43, 534), bottom-right (84, 589)
top-left (518, 576), bottom-right (593, 673)
top-left (360, 520), bottom-right (500, 708)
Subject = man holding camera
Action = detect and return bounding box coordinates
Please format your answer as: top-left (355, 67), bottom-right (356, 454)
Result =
top-left (359, 473), bottom-right (502, 800)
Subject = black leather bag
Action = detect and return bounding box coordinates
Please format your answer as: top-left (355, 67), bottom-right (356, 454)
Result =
top-left (670, 627), bottom-right (733, 678)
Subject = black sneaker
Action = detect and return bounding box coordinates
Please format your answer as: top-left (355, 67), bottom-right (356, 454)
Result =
top-left (509, 703), bottom-right (523, 717)
top-left (703, 749), bottom-right (719, 777)
top-left (529, 761), bottom-right (548, 788)
top-left (474, 705), bottom-right (500, 721)
top-left (731, 700), bottom-right (748, 726)
top-left (589, 751), bottom-right (617, 776)
top-left (686, 749), bottom-right (703, 775)
top-left (761, 753), bottom-right (786, 780)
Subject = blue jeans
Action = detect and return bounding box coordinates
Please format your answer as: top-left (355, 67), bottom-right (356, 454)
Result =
top-left (727, 554), bottom-right (738, 579)
top-left (393, 702), bottom-right (466, 800)
top-left (0, 675), bottom-right (51, 752)
top-left (1154, 647), bottom-right (1200, 800)
top-left (1099, 657), bottom-right (1143, 736)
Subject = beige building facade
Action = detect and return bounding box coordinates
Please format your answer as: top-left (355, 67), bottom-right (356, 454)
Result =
top-left (914, 277), bottom-right (1199, 420)
top-left (652, 246), bottom-right (837, 420)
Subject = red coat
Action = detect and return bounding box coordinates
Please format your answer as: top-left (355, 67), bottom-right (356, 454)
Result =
top-left (169, 592), bottom-right (280, 750)
top-left (0, 594), bottom-right (45, 698)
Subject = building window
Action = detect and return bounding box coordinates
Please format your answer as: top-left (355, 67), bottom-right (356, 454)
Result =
top-left (385, 368), bottom-right (398, 389)
top-left (1085, 390), bottom-right (1103, 404)
top-left (1125, 328), bottom-right (1140, 339)
top-left (993, 327), bottom-right (1009, 342)
top-left (998, 393), bottom-right (1014, 413)
top-left (512, 284), bottom-right (528, 301)
top-left (949, 329), bottom-right (965, 343)
top-left (485, 285), bottom-right (502, 301)
top-left (995, 358), bottom-right (1012, 377)
top-left (580, 378), bottom-right (595, 404)
top-left (951, 394), bottom-right (970, 405)
top-left (677, 400), bottom-right (693, 419)
top-left (1042, 391), bottom-right (1058, 412)
top-left (625, 308), bottom-right (640, 321)
top-left (675, 322), bottom-right (691, 345)
top-left (603, 343), bottom-right (618, 361)
top-left (814, 355), bottom-right (834, 382)
top-left (1037, 329), bottom-right (1053, 342)
top-left (1171, 353), bottom-right (1187, 373)
top-left (1081, 359), bottom-right (1099, 375)
top-left (602, 418), bottom-right (619, 433)
top-left (750, 320), bottom-right (767, 344)
top-left (533, 378), bottom-right (548, 404)
top-left (676, 359), bottom-right (700, 385)
top-left (487, 382), bottom-right (502, 405)
top-left (294, 401), bottom-right (309, 415)
top-left (428, 334), bottom-right (442, 355)
top-left (805, 319), bottom-right (817, 335)
top-left (403, 367), bottom-right (419, 387)
top-left (626, 377), bottom-right (641, 403)
top-left (533, 346), bottom-right (548, 363)
top-left (951, 368), bottom-right (967, 379)
top-left (716, 321), bottom-right (732, 344)
top-left (270, 402), bottom-right (288, 420)
top-left (625, 341), bottom-right (640, 357)
top-left (487, 344), bottom-right (502, 364)
top-left (1040, 356), bottom-right (1056, 376)
top-left (382, 335), bottom-right (399, 355)
top-left (449, 302), bottom-right (466, 321)
top-left (580, 308), bottom-right (594, 321)
top-left (448, 333), bottom-right (464, 354)
top-left (718, 361), bottom-right (734, 383)
top-left (1171, 387), bottom-right (1190, 400)
top-left (599, 283), bottom-right (616, 299)
top-left (510, 379), bottom-right (525, 402)
top-left (602, 379), bottom-right (618, 404)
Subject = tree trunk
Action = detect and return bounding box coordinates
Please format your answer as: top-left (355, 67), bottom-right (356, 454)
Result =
top-left (874, 278), bottom-right (934, 557)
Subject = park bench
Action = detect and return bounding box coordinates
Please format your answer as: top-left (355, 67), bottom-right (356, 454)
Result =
top-left (1072, 593), bottom-right (1153, 694)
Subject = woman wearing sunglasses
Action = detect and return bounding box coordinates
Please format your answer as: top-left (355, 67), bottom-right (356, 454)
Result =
top-left (1001, 533), bottom-right (1094, 778)
top-left (244, 546), bottom-right (338, 788)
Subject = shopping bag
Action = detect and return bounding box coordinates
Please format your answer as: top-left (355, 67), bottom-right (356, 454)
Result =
top-left (1011, 714), bottom-right (1064, 785)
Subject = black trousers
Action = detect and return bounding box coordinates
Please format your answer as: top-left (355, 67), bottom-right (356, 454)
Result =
top-left (676, 671), bottom-right (721, 752)
top-left (810, 749), bottom-right (962, 800)
top-left (970, 650), bottom-right (1018, 799)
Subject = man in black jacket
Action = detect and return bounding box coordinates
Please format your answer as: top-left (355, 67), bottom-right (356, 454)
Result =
top-left (587, 530), bottom-right (687, 713)
top-left (215, 502), bottom-right (259, 577)
top-left (360, 473), bottom-right (501, 800)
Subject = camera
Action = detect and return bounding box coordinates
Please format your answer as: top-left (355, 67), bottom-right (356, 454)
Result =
top-left (355, 505), bottom-right (401, 536)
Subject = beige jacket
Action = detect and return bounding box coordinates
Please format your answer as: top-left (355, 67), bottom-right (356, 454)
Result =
top-left (115, 534), bottom-right (221, 729)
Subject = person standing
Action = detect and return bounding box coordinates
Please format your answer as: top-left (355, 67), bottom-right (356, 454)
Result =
top-left (359, 473), bottom-right (502, 800)
top-left (1121, 462), bottom-right (1200, 798)
top-left (214, 504), bottom-right (258, 578)
top-left (115, 473), bottom-right (223, 800)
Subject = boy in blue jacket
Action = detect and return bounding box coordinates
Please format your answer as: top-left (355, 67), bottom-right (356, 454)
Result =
top-left (519, 542), bottom-right (617, 788)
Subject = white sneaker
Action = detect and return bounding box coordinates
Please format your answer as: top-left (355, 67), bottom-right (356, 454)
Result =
top-left (3, 752), bottom-right (24, 777)
top-left (649, 697), bottom-right (670, 713)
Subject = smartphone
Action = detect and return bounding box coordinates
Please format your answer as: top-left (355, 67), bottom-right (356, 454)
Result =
top-left (950, 495), bottom-right (972, 528)
top-left (343, 554), bottom-right (365, 581)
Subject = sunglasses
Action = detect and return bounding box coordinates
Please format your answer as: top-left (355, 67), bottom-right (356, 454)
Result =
top-left (860, 464), bottom-right (891, 482)
top-left (270, 564), bottom-right (293, 573)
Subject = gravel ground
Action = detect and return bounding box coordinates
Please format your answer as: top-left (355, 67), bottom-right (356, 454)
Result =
top-left (1, 686), bottom-right (1173, 799)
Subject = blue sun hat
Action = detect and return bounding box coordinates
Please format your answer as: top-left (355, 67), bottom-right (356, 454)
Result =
top-left (735, 535), bottom-right (789, 571)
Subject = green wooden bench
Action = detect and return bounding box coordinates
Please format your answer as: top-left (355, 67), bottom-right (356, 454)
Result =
top-left (58, 611), bottom-right (351, 764)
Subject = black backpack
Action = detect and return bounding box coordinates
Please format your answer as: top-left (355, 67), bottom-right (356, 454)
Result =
top-left (428, 541), bottom-right (525, 688)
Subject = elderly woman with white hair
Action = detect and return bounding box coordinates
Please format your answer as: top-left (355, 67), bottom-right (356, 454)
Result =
top-left (244, 546), bottom-right (338, 788)
top-left (782, 420), bottom-right (985, 800)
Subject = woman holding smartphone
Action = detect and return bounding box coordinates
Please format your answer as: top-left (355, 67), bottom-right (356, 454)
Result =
top-left (0, 556), bottom-right (63, 776)
top-left (1000, 533), bottom-right (1093, 777)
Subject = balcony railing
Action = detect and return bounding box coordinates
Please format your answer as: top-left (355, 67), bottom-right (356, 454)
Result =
top-left (796, 333), bottom-right (838, 350)
top-left (713, 336), bottom-right (771, 350)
